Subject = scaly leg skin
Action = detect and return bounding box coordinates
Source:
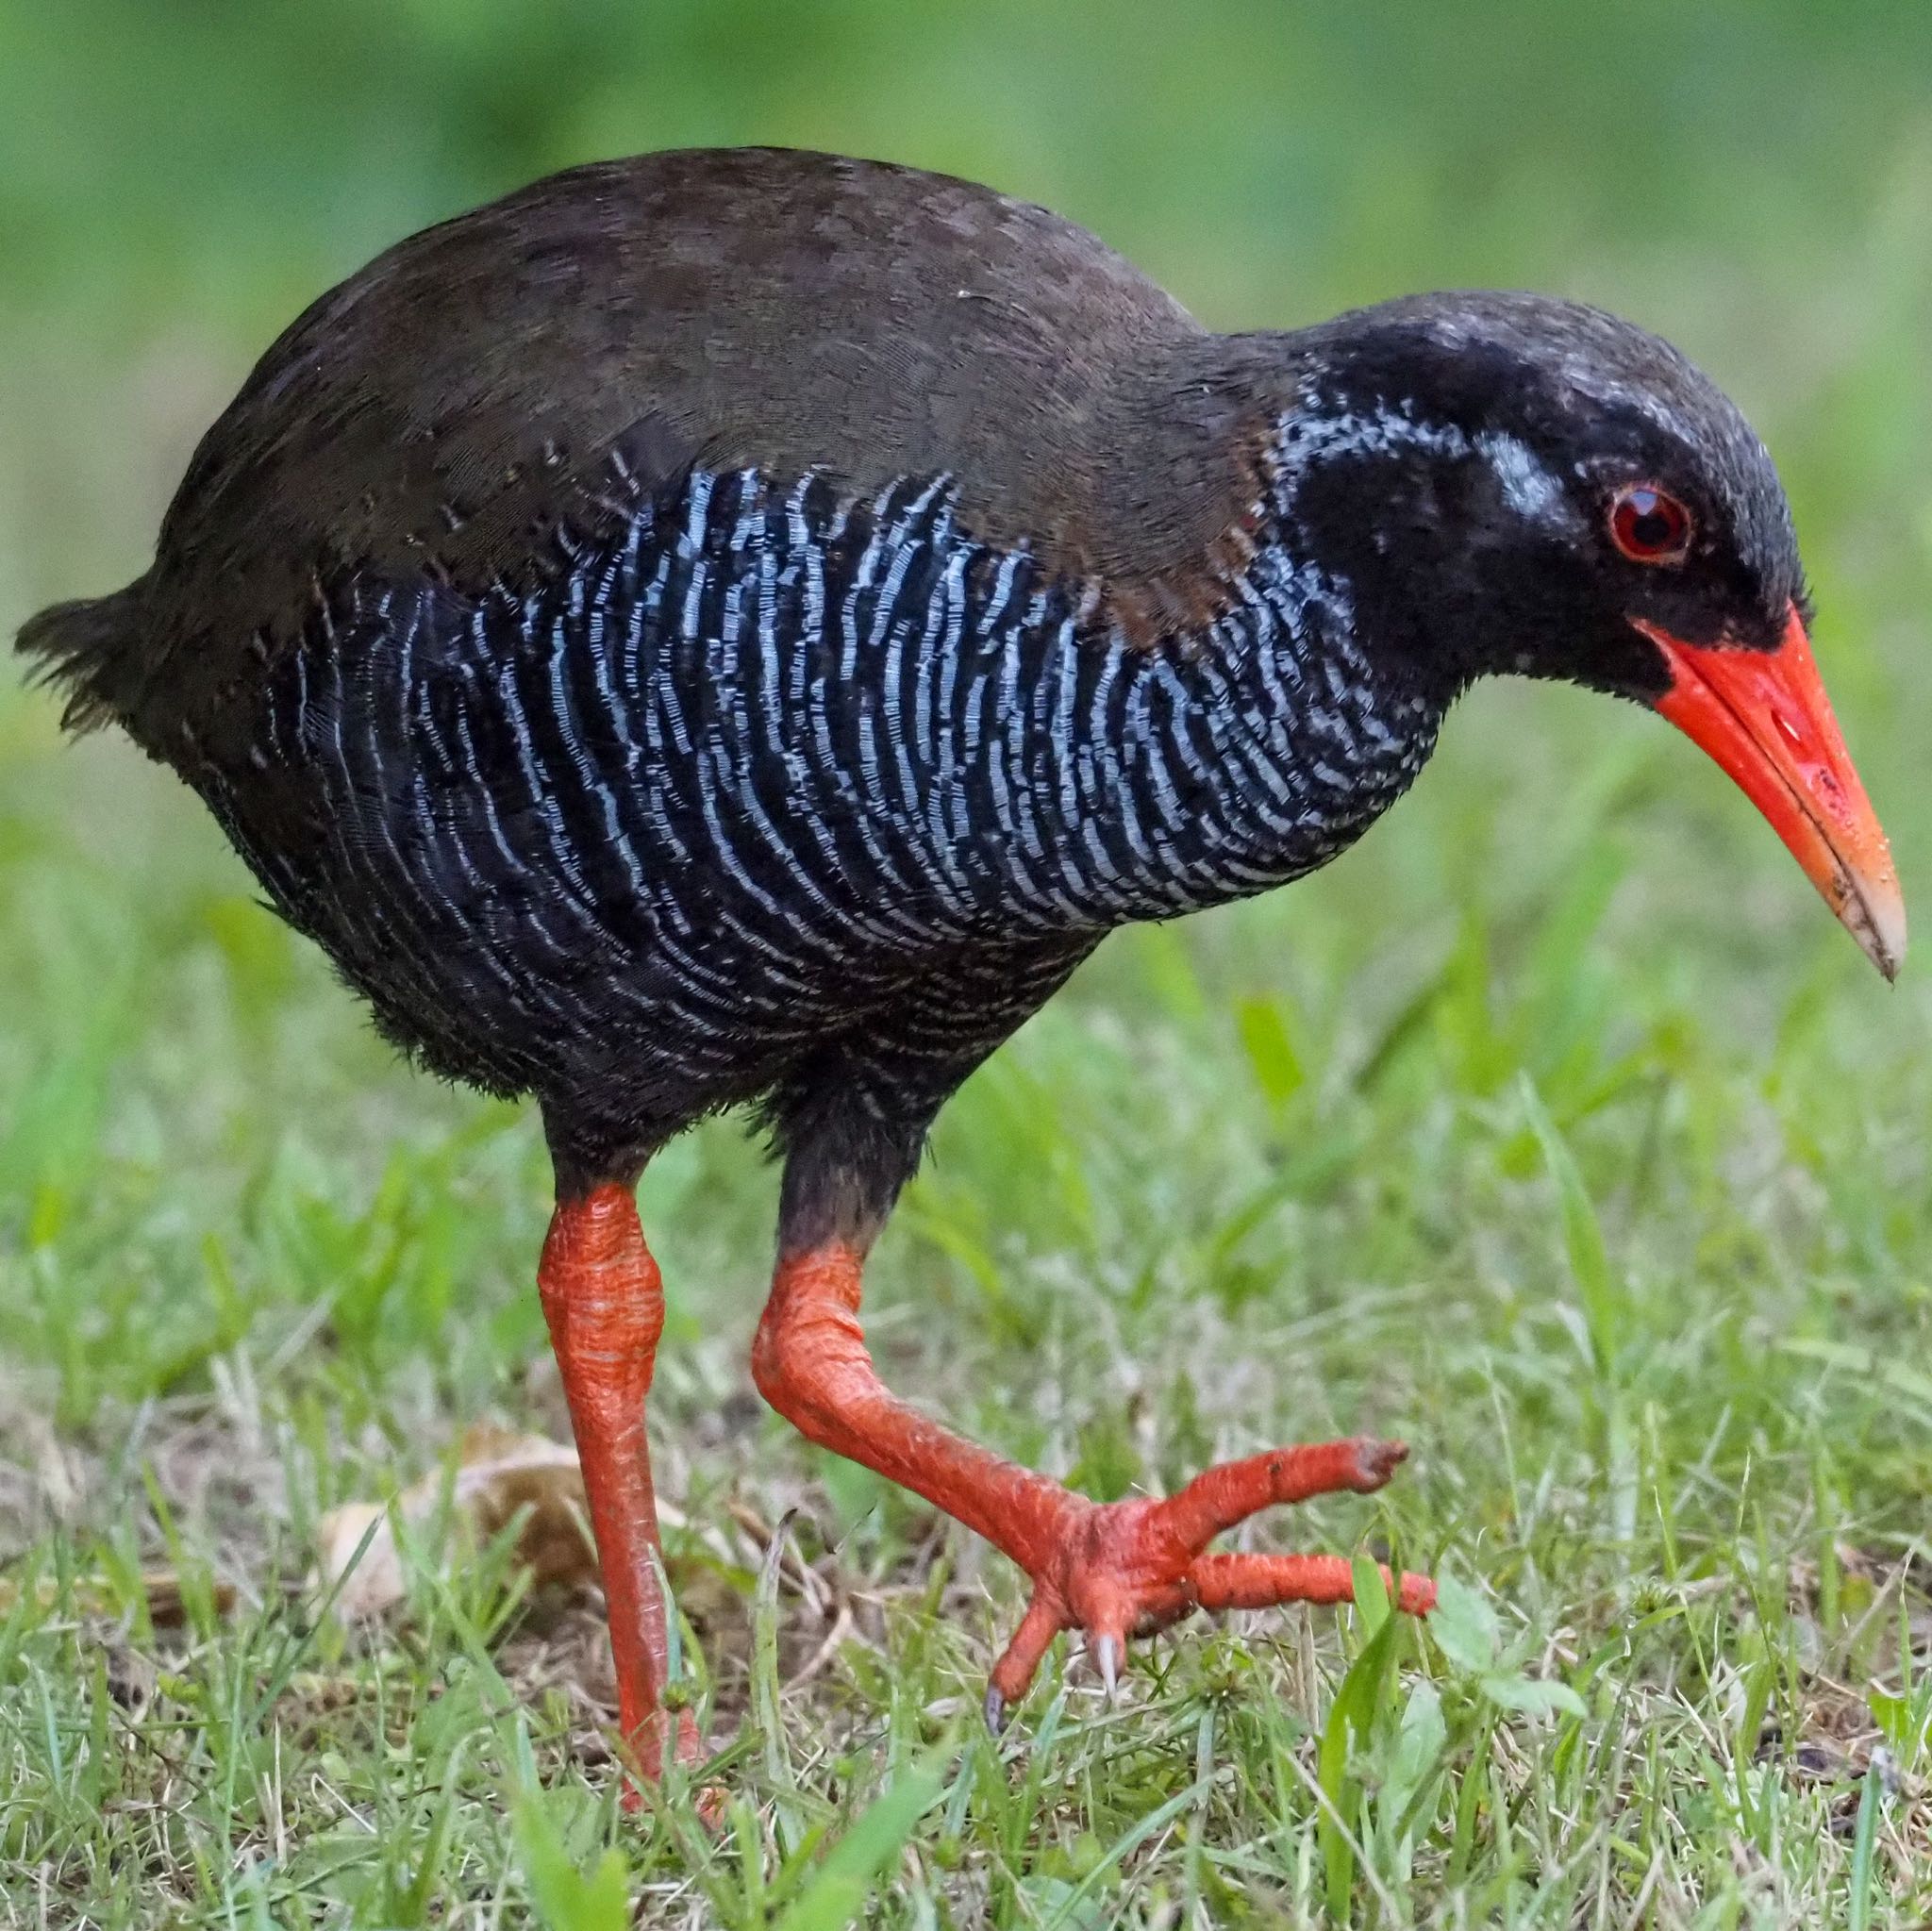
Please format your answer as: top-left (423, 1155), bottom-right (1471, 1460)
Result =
top-left (539, 1187), bottom-right (703, 1795)
top-left (751, 1241), bottom-right (1435, 1729)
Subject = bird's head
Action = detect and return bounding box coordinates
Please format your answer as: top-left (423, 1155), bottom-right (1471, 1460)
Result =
top-left (1270, 291), bottom-right (1904, 979)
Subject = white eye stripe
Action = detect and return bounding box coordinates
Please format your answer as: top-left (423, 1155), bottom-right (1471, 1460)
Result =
top-left (1475, 431), bottom-right (1577, 528)
top-left (1274, 402), bottom-right (1579, 534)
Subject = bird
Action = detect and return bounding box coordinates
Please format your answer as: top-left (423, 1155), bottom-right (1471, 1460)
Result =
top-left (17, 146), bottom-right (1904, 1784)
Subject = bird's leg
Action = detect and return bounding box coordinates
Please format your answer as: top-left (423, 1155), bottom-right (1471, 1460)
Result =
top-left (539, 1185), bottom-right (700, 1788)
top-left (752, 1240), bottom-right (1434, 1724)
top-left (752, 1241), bottom-right (1075, 1557)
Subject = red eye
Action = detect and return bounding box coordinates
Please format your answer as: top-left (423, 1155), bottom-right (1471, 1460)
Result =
top-left (1609, 485), bottom-right (1692, 563)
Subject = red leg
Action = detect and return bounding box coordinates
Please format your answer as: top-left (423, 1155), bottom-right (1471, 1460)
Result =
top-left (539, 1187), bottom-right (700, 1787)
top-left (752, 1242), bottom-right (1434, 1725)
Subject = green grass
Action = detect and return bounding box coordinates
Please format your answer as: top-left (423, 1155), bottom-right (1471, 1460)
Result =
top-left (3, 4), bottom-right (1932, 1924)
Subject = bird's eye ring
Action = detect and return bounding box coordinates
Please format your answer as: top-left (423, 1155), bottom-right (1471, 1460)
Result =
top-left (1608, 484), bottom-right (1692, 564)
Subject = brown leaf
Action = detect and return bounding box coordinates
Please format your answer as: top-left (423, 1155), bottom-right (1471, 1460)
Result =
top-left (315, 1426), bottom-right (599, 1618)
top-left (0, 1569), bottom-right (236, 1626)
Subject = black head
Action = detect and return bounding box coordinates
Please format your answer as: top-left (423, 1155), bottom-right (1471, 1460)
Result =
top-left (1274, 291), bottom-right (1804, 701)
top-left (1261, 291), bottom-right (1902, 977)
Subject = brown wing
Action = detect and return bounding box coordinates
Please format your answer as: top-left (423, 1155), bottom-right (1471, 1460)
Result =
top-left (80, 149), bottom-right (1287, 736)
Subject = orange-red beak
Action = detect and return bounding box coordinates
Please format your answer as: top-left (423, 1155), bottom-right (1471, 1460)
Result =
top-left (1635, 605), bottom-right (1905, 980)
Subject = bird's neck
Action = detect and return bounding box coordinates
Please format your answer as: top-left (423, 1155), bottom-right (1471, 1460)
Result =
top-left (964, 335), bottom-right (1464, 929)
top-left (1057, 520), bottom-right (1446, 923)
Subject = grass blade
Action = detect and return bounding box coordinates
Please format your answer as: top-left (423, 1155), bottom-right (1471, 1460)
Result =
top-left (774, 1748), bottom-right (949, 1931)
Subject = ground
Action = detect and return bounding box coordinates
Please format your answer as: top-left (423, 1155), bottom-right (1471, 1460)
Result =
top-left (2, 6), bottom-right (1931, 1925)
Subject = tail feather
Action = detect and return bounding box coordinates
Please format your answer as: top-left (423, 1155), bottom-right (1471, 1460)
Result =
top-left (13, 579), bottom-right (148, 731)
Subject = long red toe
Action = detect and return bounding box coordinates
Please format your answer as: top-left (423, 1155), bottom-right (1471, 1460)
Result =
top-left (984, 1435), bottom-right (1433, 1718)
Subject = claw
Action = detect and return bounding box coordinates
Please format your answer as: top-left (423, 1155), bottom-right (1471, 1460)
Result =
top-left (1354, 1437), bottom-right (1409, 1489)
top-left (1094, 1632), bottom-right (1122, 1698)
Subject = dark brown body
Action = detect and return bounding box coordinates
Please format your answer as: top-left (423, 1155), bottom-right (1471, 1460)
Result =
top-left (32, 150), bottom-right (1429, 1204)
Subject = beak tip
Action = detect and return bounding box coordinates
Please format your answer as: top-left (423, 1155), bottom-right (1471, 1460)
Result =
top-left (1848, 874), bottom-right (1907, 984)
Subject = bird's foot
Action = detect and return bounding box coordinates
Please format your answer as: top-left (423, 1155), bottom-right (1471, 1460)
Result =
top-left (982, 1435), bottom-right (1434, 1728)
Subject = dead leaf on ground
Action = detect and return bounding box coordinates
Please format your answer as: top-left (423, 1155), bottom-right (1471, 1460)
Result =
top-left (104, 1644), bottom-right (158, 1713)
top-left (315, 1424), bottom-right (602, 1618)
top-left (0, 1569), bottom-right (237, 1626)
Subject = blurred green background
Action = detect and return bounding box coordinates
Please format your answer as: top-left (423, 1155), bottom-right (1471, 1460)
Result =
top-left (3, 0), bottom-right (1931, 1471)
top-left (3, 3), bottom-right (1932, 1919)
top-left (5, 0), bottom-right (1929, 1291)
top-left (3, 0), bottom-right (1931, 1482)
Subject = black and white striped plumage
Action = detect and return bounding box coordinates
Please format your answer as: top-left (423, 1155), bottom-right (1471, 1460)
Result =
top-left (18, 148), bottom-right (1807, 1236)
top-left (196, 444), bottom-right (1438, 1195)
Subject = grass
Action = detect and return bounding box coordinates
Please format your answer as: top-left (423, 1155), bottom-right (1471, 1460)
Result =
top-left (3, 5), bottom-right (1932, 1924)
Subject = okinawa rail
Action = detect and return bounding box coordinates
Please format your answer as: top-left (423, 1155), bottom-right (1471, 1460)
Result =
top-left (18, 148), bottom-right (1905, 1783)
